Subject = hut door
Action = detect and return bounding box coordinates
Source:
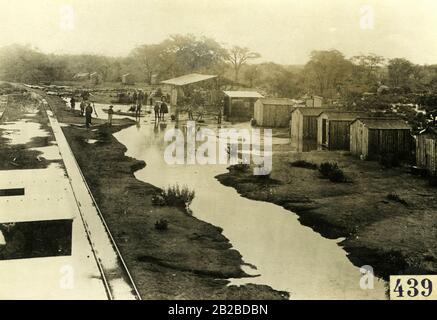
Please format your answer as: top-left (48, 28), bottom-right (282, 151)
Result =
top-left (322, 119), bottom-right (327, 145)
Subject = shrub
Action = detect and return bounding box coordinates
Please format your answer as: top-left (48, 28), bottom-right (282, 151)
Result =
top-left (319, 162), bottom-right (347, 183)
top-left (319, 162), bottom-right (339, 178)
top-left (328, 168), bottom-right (347, 182)
top-left (378, 153), bottom-right (401, 168)
top-left (155, 219), bottom-right (168, 231)
top-left (290, 160), bottom-right (318, 170)
top-left (387, 192), bottom-right (408, 205)
top-left (161, 184), bottom-right (195, 207)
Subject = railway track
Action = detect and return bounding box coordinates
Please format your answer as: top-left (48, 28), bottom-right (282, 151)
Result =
top-left (68, 144), bottom-right (142, 300)
top-left (38, 91), bottom-right (141, 300)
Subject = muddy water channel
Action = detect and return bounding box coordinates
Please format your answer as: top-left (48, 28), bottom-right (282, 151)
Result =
top-left (108, 110), bottom-right (386, 299)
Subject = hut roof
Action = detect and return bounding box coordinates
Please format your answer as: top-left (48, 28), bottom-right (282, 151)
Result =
top-left (73, 72), bottom-right (90, 78)
top-left (161, 73), bottom-right (217, 86)
top-left (223, 91), bottom-right (264, 98)
top-left (319, 111), bottom-right (370, 121)
top-left (292, 107), bottom-right (335, 117)
top-left (258, 98), bottom-right (299, 106)
top-left (352, 117), bottom-right (411, 130)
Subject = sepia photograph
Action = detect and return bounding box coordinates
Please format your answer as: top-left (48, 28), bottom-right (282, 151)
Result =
top-left (0, 0), bottom-right (436, 307)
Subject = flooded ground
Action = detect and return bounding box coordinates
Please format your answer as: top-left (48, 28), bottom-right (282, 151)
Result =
top-left (105, 108), bottom-right (388, 300)
top-left (0, 94), bottom-right (137, 299)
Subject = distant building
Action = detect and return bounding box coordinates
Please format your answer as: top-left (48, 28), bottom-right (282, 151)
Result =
top-left (122, 73), bottom-right (135, 85)
top-left (305, 95), bottom-right (323, 107)
top-left (350, 118), bottom-right (412, 160)
top-left (223, 91), bottom-right (264, 121)
top-left (377, 85), bottom-right (390, 95)
top-left (151, 74), bottom-right (159, 85)
top-left (89, 72), bottom-right (102, 85)
top-left (254, 98), bottom-right (300, 127)
top-left (416, 127), bottom-right (437, 176)
top-left (290, 107), bottom-right (335, 152)
top-left (317, 111), bottom-right (370, 150)
top-left (72, 72), bottom-right (90, 81)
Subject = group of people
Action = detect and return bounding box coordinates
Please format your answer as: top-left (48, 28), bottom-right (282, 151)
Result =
top-left (129, 89), bottom-right (146, 118)
top-left (69, 91), bottom-right (97, 128)
top-left (69, 88), bottom-right (171, 128)
top-left (154, 100), bottom-right (169, 122)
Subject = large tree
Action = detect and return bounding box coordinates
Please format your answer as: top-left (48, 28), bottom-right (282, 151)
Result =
top-left (0, 44), bottom-right (57, 83)
top-left (130, 43), bottom-right (172, 83)
top-left (387, 58), bottom-right (415, 88)
top-left (350, 53), bottom-right (385, 87)
top-left (225, 46), bottom-right (261, 82)
top-left (243, 64), bottom-right (259, 87)
top-left (303, 50), bottom-right (353, 98)
top-left (130, 34), bottom-right (227, 80)
top-left (168, 34), bottom-right (227, 75)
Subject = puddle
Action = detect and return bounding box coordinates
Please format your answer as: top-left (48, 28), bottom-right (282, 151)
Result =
top-left (0, 120), bottom-right (50, 145)
top-left (30, 145), bottom-right (62, 161)
top-left (0, 220), bottom-right (72, 260)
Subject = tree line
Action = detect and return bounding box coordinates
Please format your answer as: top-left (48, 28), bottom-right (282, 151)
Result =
top-left (1, 34), bottom-right (437, 107)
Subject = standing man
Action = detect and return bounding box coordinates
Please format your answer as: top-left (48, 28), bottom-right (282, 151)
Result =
top-left (79, 99), bottom-right (86, 116)
top-left (136, 89), bottom-right (144, 118)
top-left (70, 96), bottom-right (76, 110)
top-left (107, 105), bottom-right (114, 126)
top-left (154, 101), bottom-right (161, 122)
top-left (160, 100), bottom-right (168, 121)
top-left (85, 102), bottom-right (93, 128)
top-left (81, 90), bottom-right (90, 101)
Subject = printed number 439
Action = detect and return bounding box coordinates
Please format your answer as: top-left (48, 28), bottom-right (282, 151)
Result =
top-left (393, 278), bottom-right (433, 298)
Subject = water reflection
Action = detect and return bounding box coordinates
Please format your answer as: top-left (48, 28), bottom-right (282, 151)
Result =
top-left (111, 112), bottom-right (386, 300)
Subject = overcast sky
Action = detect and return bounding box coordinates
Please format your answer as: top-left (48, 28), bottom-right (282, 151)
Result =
top-left (0, 0), bottom-right (436, 65)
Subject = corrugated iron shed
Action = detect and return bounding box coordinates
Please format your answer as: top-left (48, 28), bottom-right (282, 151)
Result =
top-left (161, 73), bottom-right (217, 86)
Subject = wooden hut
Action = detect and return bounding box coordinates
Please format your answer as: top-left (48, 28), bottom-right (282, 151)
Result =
top-left (350, 118), bottom-right (412, 160)
top-left (290, 107), bottom-right (334, 152)
top-left (317, 111), bottom-right (369, 150)
top-left (416, 127), bottom-right (437, 176)
top-left (72, 72), bottom-right (90, 82)
top-left (89, 72), bottom-right (102, 85)
top-left (122, 73), bottom-right (135, 85)
top-left (161, 73), bottom-right (218, 107)
top-left (223, 91), bottom-right (263, 121)
top-left (304, 95), bottom-right (323, 107)
top-left (253, 98), bottom-right (299, 127)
